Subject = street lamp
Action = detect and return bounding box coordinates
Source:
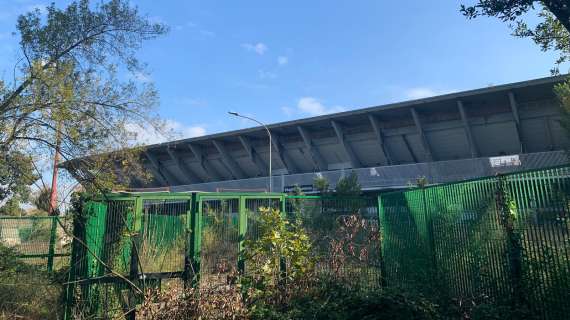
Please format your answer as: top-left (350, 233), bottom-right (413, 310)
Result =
top-left (228, 111), bottom-right (273, 192)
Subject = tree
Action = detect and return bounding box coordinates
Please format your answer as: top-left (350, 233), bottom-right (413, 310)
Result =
top-left (0, 0), bottom-right (168, 205)
top-left (461, 1), bottom-right (570, 34)
top-left (32, 187), bottom-right (52, 214)
top-left (313, 175), bottom-right (330, 195)
top-left (335, 171), bottom-right (362, 196)
top-left (0, 151), bottom-right (38, 214)
top-left (461, 1), bottom-right (570, 150)
top-left (462, 1), bottom-right (569, 74)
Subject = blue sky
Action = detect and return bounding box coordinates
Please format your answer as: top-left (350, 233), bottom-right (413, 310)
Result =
top-left (0, 0), bottom-right (564, 143)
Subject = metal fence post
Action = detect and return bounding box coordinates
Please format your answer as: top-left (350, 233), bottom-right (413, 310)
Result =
top-left (377, 195), bottom-right (387, 288)
top-left (496, 174), bottom-right (524, 308)
top-left (279, 194), bottom-right (287, 283)
top-left (423, 188), bottom-right (438, 276)
top-left (47, 216), bottom-right (58, 272)
top-left (126, 197), bottom-right (143, 320)
top-left (186, 193), bottom-right (200, 287)
top-left (238, 196), bottom-right (247, 274)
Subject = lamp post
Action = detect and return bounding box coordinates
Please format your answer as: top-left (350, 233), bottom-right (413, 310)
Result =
top-left (228, 112), bottom-right (272, 192)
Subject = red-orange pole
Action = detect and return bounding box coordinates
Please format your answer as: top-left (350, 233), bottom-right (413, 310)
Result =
top-left (48, 122), bottom-right (62, 216)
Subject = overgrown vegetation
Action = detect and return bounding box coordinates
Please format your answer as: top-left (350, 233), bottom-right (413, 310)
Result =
top-left (136, 206), bottom-right (442, 320)
top-left (0, 244), bottom-right (66, 320)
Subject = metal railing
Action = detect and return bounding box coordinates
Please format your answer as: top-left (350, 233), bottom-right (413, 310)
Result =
top-left (0, 215), bottom-right (70, 272)
top-left (172, 150), bottom-right (568, 192)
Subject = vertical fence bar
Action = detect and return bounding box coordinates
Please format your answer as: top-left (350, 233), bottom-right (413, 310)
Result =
top-left (377, 195), bottom-right (388, 287)
top-left (192, 194), bottom-right (202, 286)
top-left (185, 193), bottom-right (196, 287)
top-left (46, 216), bottom-right (58, 272)
top-left (238, 196), bottom-right (247, 274)
top-left (126, 197), bottom-right (142, 320)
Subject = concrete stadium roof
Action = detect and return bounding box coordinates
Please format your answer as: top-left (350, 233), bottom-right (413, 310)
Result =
top-left (74, 74), bottom-right (570, 189)
top-left (146, 74), bottom-right (568, 151)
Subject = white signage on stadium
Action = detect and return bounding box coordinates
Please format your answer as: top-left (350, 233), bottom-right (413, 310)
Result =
top-left (489, 154), bottom-right (521, 168)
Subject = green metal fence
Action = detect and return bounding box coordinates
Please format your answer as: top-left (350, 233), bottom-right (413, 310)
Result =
top-left (0, 215), bottom-right (71, 319)
top-left (284, 196), bottom-right (382, 287)
top-left (64, 166), bottom-right (570, 320)
top-left (378, 166), bottom-right (570, 319)
top-left (0, 215), bottom-right (70, 272)
top-left (65, 192), bottom-right (381, 319)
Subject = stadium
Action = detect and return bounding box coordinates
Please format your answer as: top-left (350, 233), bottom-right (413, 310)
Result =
top-left (119, 75), bottom-right (569, 192)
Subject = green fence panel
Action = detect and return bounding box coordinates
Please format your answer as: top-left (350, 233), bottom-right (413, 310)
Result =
top-left (139, 198), bottom-right (190, 273)
top-left (379, 165), bottom-right (570, 319)
top-left (505, 167), bottom-right (570, 319)
top-left (84, 200), bottom-right (108, 279)
top-left (285, 196), bottom-right (382, 289)
top-left (0, 215), bottom-right (70, 271)
top-left (378, 190), bottom-right (436, 294)
top-left (198, 195), bottom-right (240, 290)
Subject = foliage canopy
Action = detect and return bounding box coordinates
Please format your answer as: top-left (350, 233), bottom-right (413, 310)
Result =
top-left (0, 0), bottom-right (168, 208)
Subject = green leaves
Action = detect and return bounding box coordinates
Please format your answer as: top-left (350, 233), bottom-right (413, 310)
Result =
top-left (335, 171), bottom-right (362, 196)
top-left (242, 207), bottom-right (314, 290)
top-left (0, 1), bottom-right (168, 202)
top-left (0, 151), bottom-right (38, 209)
top-left (461, 1), bottom-right (570, 74)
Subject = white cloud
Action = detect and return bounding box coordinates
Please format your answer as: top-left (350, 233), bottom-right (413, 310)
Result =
top-left (277, 56), bottom-right (288, 65)
top-left (405, 88), bottom-right (438, 99)
top-left (404, 87), bottom-right (457, 100)
top-left (283, 97), bottom-right (345, 117)
top-left (242, 42), bottom-right (268, 55)
top-left (127, 120), bottom-right (206, 145)
top-left (281, 106), bottom-right (294, 117)
top-left (258, 69), bottom-right (277, 80)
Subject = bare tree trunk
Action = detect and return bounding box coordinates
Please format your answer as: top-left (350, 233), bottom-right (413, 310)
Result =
top-left (48, 121), bottom-right (62, 216)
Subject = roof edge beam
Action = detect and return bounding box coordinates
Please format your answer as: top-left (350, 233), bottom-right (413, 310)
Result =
top-left (212, 140), bottom-right (247, 179)
top-left (272, 134), bottom-right (298, 174)
top-left (166, 147), bottom-right (203, 184)
top-left (238, 135), bottom-right (268, 176)
top-left (144, 151), bottom-right (171, 186)
top-left (297, 126), bottom-right (327, 171)
top-left (544, 118), bottom-right (554, 150)
top-left (410, 108), bottom-right (434, 162)
top-left (402, 135), bottom-right (418, 163)
top-left (367, 114), bottom-right (393, 165)
top-left (508, 91), bottom-right (526, 153)
top-left (331, 120), bottom-right (361, 168)
top-left (187, 144), bottom-right (222, 182)
top-left (457, 101), bottom-right (479, 158)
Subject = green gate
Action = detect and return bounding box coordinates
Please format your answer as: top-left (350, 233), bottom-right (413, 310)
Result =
top-left (196, 193), bottom-right (284, 289)
top-left (66, 192), bottom-right (286, 318)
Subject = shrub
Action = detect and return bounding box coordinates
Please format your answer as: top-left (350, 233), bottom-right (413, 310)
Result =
top-left (138, 285), bottom-right (247, 320)
top-left (249, 279), bottom-right (440, 320)
top-left (0, 244), bottom-right (64, 320)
